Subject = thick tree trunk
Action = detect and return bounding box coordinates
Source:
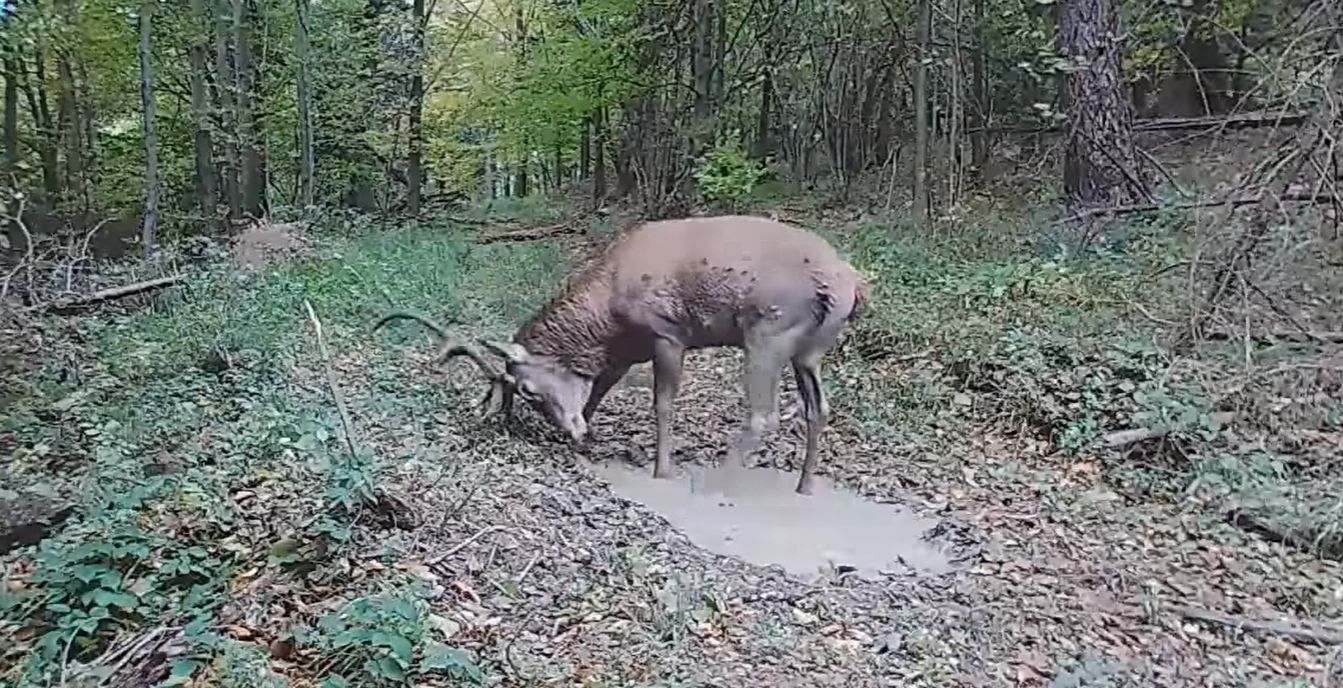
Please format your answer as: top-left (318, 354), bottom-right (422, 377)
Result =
top-left (215, 0), bottom-right (241, 219)
top-left (137, 0), bottom-right (160, 249)
top-left (188, 0), bottom-right (218, 222)
top-left (233, 0), bottom-right (264, 218)
top-left (406, 0), bottom-right (424, 214)
top-left (1058, 0), bottom-right (1148, 221)
top-left (296, 0), bottom-right (315, 209)
top-left (912, 0), bottom-right (931, 224)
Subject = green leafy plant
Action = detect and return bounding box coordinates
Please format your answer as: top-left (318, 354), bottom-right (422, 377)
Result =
top-left (693, 145), bottom-right (765, 208)
top-left (299, 594), bottom-right (483, 687)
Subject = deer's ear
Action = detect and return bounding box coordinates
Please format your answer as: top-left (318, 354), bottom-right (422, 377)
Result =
top-left (482, 340), bottom-right (528, 364)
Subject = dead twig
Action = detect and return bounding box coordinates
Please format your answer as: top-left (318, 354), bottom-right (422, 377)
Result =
top-left (303, 299), bottom-right (360, 459)
top-left (426, 524), bottom-right (514, 566)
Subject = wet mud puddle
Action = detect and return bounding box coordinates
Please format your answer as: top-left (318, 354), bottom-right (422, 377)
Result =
top-left (588, 461), bottom-right (950, 579)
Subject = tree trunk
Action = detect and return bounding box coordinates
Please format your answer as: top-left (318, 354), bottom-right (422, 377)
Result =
top-left (3, 41), bottom-right (16, 191)
top-left (296, 0), bottom-right (315, 209)
top-left (690, 0), bottom-right (715, 156)
top-left (970, 0), bottom-right (989, 175)
top-left (18, 55), bottom-right (61, 200)
top-left (137, 0), bottom-right (160, 250)
top-left (912, 0), bottom-right (931, 224)
top-left (405, 0), bottom-right (424, 214)
top-left (1058, 0), bottom-right (1148, 223)
top-left (753, 69), bottom-right (773, 159)
top-left (580, 116), bottom-right (591, 179)
top-left (215, 0), bottom-right (241, 219)
top-left (233, 0), bottom-right (264, 218)
top-left (593, 107), bottom-right (607, 203)
top-left (188, 0), bottom-right (218, 223)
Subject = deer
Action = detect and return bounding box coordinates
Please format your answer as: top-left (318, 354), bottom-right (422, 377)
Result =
top-left (374, 215), bottom-right (868, 494)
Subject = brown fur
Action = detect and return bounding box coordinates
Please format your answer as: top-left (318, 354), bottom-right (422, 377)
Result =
top-left (399, 215), bottom-right (868, 495)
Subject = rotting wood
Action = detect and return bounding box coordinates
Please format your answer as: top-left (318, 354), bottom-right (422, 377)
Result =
top-left (19, 274), bottom-right (184, 314)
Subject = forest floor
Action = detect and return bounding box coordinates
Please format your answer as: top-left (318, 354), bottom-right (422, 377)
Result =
top-left (3, 196), bottom-right (1343, 687)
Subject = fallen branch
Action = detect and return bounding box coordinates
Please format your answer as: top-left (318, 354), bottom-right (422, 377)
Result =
top-left (1224, 508), bottom-right (1343, 560)
top-left (970, 111), bottom-right (1311, 136)
top-left (303, 299), bottom-right (360, 460)
top-left (1056, 192), bottom-right (1339, 224)
top-left (477, 222), bottom-right (578, 244)
top-left (19, 274), bottom-right (185, 315)
top-left (1166, 602), bottom-right (1343, 645)
top-left (1203, 329), bottom-right (1343, 345)
top-left (1097, 412), bottom-right (1235, 450)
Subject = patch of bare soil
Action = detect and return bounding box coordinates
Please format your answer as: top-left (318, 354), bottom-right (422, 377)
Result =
top-left (312, 342), bottom-right (1343, 686)
top-left (230, 221), bottom-right (311, 273)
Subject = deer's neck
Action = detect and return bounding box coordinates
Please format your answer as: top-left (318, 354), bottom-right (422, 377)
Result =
top-left (515, 286), bottom-right (617, 378)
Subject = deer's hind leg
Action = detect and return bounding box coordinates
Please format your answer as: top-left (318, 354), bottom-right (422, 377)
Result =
top-left (726, 328), bottom-right (802, 470)
top-left (790, 326), bottom-right (843, 494)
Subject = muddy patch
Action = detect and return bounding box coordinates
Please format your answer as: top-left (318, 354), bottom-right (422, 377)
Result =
top-left (231, 221), bottom-right (310, 273)
top-left (588, 460), bottom-right (949, 580)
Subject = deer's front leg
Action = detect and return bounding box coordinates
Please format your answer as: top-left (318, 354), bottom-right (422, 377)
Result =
top-left (651, 340), bottom-right (685, 479)
top-left (583, 363), bottom-right (631, 429)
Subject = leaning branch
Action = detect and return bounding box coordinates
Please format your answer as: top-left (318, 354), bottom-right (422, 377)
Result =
top-left (303, 299), bottom-right (360, 459)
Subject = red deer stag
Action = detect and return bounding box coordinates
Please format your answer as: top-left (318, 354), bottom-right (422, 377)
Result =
top-left (374, 215), bottom-right (868, 494)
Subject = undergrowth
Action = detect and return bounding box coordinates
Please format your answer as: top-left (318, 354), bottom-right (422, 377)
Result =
top-left (3, 201), bottom-right (1341, 684)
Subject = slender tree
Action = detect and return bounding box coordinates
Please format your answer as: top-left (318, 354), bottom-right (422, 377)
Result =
top-left (406, 0), bottom-right (425, 214)
top-left (912, 0), bottom-right (931, 224)
top-left (296, 0), bottom-right (315, 208)
top-left (137, 0), bottom-right (160, 249)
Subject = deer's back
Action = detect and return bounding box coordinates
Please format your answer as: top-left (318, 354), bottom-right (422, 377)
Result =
top-left (605, 216), bottom-right (859, 348)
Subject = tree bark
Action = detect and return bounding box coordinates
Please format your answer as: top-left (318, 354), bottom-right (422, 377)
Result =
top-left (188, 0), bottom-right (219, 223)
top-left (3, 9), bottom-right (17, 190)
top-left (18, 55), bottom-right (61, 200)
top-left (137, 0), bottom-right (160, 249)
top-left (912, 0), bottom-right (931, 224)
top-left (593, 107), bottom-right (607, 203)
top-left (970, 0), bottom-right (989, 175)
top-left (406, 0), bottom-right (424, 214)
top-left (215, 0), bottom-right (241, 219)
top-left (296, 0), bottom-right (315, 209)
top-left (1058, 0), bottom-right (1148, 226)
top-left (233, 0), bottom-right (264, 218)
top-left (580, 116), bottom-right (592, 180)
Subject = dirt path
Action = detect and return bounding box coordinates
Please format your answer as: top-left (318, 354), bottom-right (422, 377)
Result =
top-left (325, 342), bottom-right (1343, 686)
